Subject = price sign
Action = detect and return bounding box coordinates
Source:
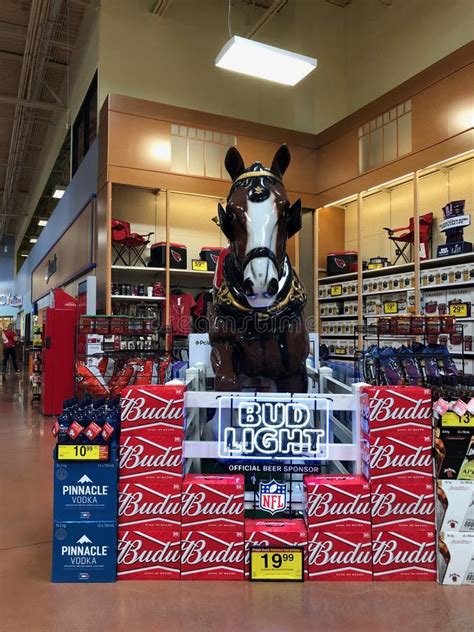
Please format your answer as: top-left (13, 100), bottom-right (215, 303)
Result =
top-left (192, 259), bottom-right (208, 272)
top-left (250, 547), bottom-right (304, 582)
top-left (383, 301), bottom-right (398, 314)
top-left (441, 412), bottom-right (474, 427)
top-left (335, 347), bottom-right (346, 355)
top-left (449, 302), bottom-right (469, 318)
top-left (330, 284), bottom-right (342, 297)
top-left (57, 445), bottom-right (109, 461)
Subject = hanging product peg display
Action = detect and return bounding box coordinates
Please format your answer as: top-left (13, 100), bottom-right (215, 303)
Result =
top-left (437, 200), bottom-right (472, 257)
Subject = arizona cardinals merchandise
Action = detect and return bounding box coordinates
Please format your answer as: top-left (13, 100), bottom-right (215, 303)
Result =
top-left (326, 251), bottom-right (357, 276)
top-left (181, 475), bottom-right (245, 530)
top-left (370, 482), bottom-right (435, 530)
top-left (362, 432), bottom-right (434, 482)
top-left (436, 480), bottom-right (474, 532)
top-left (117, 528), bottom-right (181, 580)
top-left (170, 292), bottom-right (196, 336)
top-left (120, 385), bottom-right (185, 436)
top-left (181, 529), bottom-right (245, 580)
top-left (307, 530), bottom-right (372, 581)
top-left (119, 434), bottom-right (183, 481)
top-left (304, 475), bottom-right (371, 532)
top-left (361, 386), bottom-right (433, 435)
top-left (118, 481), bottom-right (182, 528)
top-left (372, 529), bottom-right (437, 580)
top-left (149, 242), bottom-right (187, 269)
top-left (200, 247), bottom-right (225, 271)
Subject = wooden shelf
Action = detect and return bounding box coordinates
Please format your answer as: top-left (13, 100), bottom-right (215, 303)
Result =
top-left (112, 265), bottom-right (214, 277)
top-left (320, 314), bottom-right (358, 320)
top-left (320, 333), bottom-right (355, 338)
top-left (111, 295), bottom-right (166, 301)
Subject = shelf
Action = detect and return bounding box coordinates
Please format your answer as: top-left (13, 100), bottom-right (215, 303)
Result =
top-left (320, 314), bottom-right (358, 320)
top-left (112, 265), bottom-right (214, 277)
top-left (364, 288), bottom-right (411, 296)
top-left (319, 294), bottom-right (358, 302)
top-left (421, 281), bottom-right (474, 291)
top-left (327, 354), bottom-right (355, 360)
top-left (320, 334), bottom-right (355, 338)
top-left (111, 295), bottom-right (166, 301)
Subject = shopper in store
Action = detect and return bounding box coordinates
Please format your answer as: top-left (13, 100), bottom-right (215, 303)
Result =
top-left (2, 322), bottom-right (19, 376)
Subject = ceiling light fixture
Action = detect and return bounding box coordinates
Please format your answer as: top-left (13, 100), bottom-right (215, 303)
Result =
top-left (29, 238), bottom-right (38, 243)
top-left (215, 35), bottom-right (317, 86)
top-left (52, 185), bottom-right (66, 199)
top-left (21, 254), bottom-right (28, 258)
top-left (38, 219), bottom-right (48, 227)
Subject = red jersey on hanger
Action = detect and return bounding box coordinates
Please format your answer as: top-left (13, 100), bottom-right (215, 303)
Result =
top-left (170, 293), bottom-right (196, 335)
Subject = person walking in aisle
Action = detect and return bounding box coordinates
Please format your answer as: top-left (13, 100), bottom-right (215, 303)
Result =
top-left (2, 323), bottom-right (19, 376)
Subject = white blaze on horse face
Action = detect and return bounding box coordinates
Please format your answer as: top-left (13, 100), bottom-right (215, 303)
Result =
top-left (244, 192), bottom-right (279, 308)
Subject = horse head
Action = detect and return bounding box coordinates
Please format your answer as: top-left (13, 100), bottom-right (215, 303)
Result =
top-left (218, 144), bottom-right (302, 309)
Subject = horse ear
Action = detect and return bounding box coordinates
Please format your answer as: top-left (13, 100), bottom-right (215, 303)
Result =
top-left (225, 147), bottom-right (245, 182)
top-left (218, 202), bottom-right (234, 241)
top-left (271, 144), bottom-right (291, 178)
top-left (287, 198), bottom-right (302, 238)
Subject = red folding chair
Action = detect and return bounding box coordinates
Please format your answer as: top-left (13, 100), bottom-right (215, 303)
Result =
top-left (383, 212), bottom-right (433, 264)
top-left (112, 219), bottom-right (154, 266)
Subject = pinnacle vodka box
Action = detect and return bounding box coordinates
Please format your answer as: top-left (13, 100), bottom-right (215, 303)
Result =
top-left (53, 448), bottom-right (118, 522)
top-left (52, 521), bottom-right (117, 582)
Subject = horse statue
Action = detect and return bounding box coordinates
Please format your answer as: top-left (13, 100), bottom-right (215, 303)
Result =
top-left (209, 144), bottom-right (309, 394)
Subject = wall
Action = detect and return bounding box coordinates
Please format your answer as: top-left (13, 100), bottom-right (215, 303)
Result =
top-left (0, 236), bottom-right (17, 318)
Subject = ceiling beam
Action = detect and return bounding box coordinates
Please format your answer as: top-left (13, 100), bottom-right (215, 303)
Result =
top-left (0, 94), bottom-right (65, 112)
top-left (0, 49), bottom-right (67, 71)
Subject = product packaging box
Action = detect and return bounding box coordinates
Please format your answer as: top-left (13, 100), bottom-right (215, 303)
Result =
top-left (181, 475), bottom-right (245, 530)
top-left (437, 531), bottom-right (474, 585)
top-left (307, 530), bottom-right (372, 581)
top-left (120, 384), bottom-right (186, 437)
top-left (371, 529), bottom-right (436, 581)
top-left (244, 519), bottom-right (307, 579)
top-left (118, 481), bottom-right (182, 528)
top-left (303, 475), bottom-right (371, 532)
top-left (361, 386), bottom-right (433, 435)
top-left (436, 427), bottom-right (473, 458)
top-left (52, 521), bottom-right (117, 583)
top-left (370, 481), bottom-right (435, 531)
top-left (149, 242), bottom-right (187, 269)
top-left (181, 529), bottom-right (245, 580)
top-left (119, 433), bottom-right (183, 481)
top-left (436, 480), bottom-right (474, 532)
top-left (117, 527), bottom-right (181, 580)
top-left (362, 432), bottom-right (434, 482)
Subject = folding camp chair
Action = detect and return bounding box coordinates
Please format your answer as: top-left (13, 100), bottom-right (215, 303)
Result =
top-left (383, 212), bottom-right (433, 264)
top-left (112, 219), bottom-right (154, 266)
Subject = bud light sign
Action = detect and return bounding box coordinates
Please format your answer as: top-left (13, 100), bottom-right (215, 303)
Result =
top-left (217, 395), bottom-right (330, 461)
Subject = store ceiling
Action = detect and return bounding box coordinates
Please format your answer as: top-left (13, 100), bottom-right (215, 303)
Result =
top-left (0, 0), bottom-right (88, 242)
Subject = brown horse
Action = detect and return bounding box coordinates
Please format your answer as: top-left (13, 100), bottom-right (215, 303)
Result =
top-left (209, 144), bottom-right (309, 393)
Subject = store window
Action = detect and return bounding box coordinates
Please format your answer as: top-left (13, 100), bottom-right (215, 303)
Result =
top-left (170, 124), bottom-right (237, 180)
top-left (359, 100), bottom-right (412, 173)
top-left (72, 73), bottom-right (98, 176)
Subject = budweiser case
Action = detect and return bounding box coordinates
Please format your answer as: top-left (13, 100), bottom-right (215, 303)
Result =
top-left (118, 481), bottom-right (182, 528)
top-left (307, 530), bottom-right (372, 581)
top-left (117, 528), bottom-right (181, 580)
top-left (362, 432), bottom-right (434, 482)
top-left (181, 474), bottom-right (245, 530)
top-left (245, 519), bottom-right (307, 579)
top-left (436, 480), bottom-right (474, 532)
top-left (119, 434), bottom-right (183, 481)
top-left (370, 482), bottom-right (435, 531)
top-left (438, 531), bottom-right (474, 585)
top-left (181, 529), bottom-right (245, 580)
top-left (362, 386), bottom-right (433, 435)
top-left (372, 529), bottom-right (437, 581)
top-left (120, 385), bottom-right (185, 436)
top-left (303, 475), bottom-right (371, 532)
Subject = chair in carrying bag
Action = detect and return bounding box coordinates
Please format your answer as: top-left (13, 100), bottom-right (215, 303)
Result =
top-left (383, 212), bottom-right (434, 264)
top-left (111, 219), bottom-right (154, 266)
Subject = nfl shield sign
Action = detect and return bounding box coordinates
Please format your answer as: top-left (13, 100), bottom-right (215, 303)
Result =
top-left (258, 480), bottom-right (288, 515)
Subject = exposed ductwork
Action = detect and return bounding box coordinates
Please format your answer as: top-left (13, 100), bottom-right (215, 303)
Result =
top-left (245, 0), bottom-right (288, 39)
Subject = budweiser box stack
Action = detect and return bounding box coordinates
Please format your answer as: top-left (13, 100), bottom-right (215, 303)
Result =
top-left (303, 475), bottom-right (372, 580)
top-left (362, 386), bottom-right (437, 581)
top-left (117, 385), bottom-right (185, 580)
top-left (181, 474), bottom-right (245, 580)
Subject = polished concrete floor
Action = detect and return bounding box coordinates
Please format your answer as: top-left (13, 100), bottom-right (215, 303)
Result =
top-left (0, 375), bottom-right (472, 632)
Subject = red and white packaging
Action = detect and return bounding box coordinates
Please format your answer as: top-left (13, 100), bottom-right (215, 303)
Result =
top-left (371, 529), bottom-right (437, 581)
top-left (307, 530), bottom-right (372, 581)
top-left (181, 530), bottom-right (244, 580)
top-left (119, 433), bottom-right (183, 481)
top-left (362, 386), bottom-right (433, 435)
top-left (304, 475), bottom-right (371, 532)
top-left (181, 475), bottom-right (245, 530)
top-left (120, 385), bottom-right (185, 436)
top-left (362, 433), bottom-right (434, 482)
top-left (244, 519), bottom-right (307, 579)
top-left (118, 481), bottom-right (182, 528)
top-left (117, 528), bottom-right (181, 580)
top-left (370, 482), bottom-right (435, 531)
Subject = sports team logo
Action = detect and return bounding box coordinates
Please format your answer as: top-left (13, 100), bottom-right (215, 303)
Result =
top-left (210, 253), bottom-right (219, 264)
top-left (171, 250), bottom-right (182, 262)
top-left (258, 480), bottom-right (288, 515)
top-left (334, 257), bottom-right (346, 269)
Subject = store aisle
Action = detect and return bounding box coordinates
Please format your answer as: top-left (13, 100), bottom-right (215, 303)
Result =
top-left (0, 376), bottom-right (472, 632)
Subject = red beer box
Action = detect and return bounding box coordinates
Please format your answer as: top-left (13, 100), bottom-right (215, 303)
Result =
top-left (372, 529), bottom-right (437, 581)
top-left (361, 386), bottom-right (433, 435)
top-left (362, 432), bottom-right (434, 482)
top-left (120, 385), bottom-right (185, 436)
top-left (181, 474), bottom-right (245, 530)
top-left (370, 481), bottom-right (435, 531)
top-left (119, 433), bottom-right (183, 481)
top-left (244, 519), bottom-right (307, 579)
top-left (304, 474), bottom-right (371, 532)
top-left (181, 529), bottom-right (244, 580)
top-left (117, 528), bottom-right (181, 580)
top-left (118, 481), bottom-right (182, 528)
top-left (307, 530), bottom-right (372, 581)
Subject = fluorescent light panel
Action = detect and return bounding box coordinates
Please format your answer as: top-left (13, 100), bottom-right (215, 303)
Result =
top-left (29, 238), bottom-right (37, 243)
top-left (21, 254), bottom-right (28, 257)
top-left (215, 36), bottom-right (317, 86)
top-left (52, 185), bottom-right (66, 199)
top-left (38, 219), bottom-right (48, 227)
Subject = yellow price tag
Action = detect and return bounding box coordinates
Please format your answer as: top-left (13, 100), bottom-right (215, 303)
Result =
top-left (330, 284), bottom-right (342, 297)
top-left (57, 445), bottom-right (109, 461)
top-left (335, 347), bottom-right (346, 355)
top-left (384, 301), bottom-right (398, 314)
top-left (449, 303), bottom-right (469, 318)
top-left (250, 547), bottom-right (304, 582)
top-left (441, 411), bottom-right (474, 427)
top-left (192, 259), bottom-right (208, 272)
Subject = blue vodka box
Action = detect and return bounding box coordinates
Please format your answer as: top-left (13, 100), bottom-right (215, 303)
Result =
top-left (52, 521), bottom-right (117, 583)
top-left (53, 447), bottom-right (118, 522)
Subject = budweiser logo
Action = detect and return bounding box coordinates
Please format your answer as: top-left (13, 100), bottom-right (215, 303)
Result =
top-left (370, 438), bottom-right (432, 470)
top-left (181, 492), bottom-right (243, 518)
top-left (369, 394), bottom-right (431, 423)
top-left (307, 492), bottom-right (371, 518)
top-left (372, 533), bottom-right (436, 566)
top-left (121, 393), bottom-right (183, 423)
top-left (308, 537), bottom-right (372, 566)
top-left (118, 486), bottom-right (181, 521)
top-left (371, 488), bottom-right (435, 519)
top-left (117, 531), bottom-right (181, 566)
top-left (181, 532), bottom-right (244, 566)
top-left (119, 436), bottom-right (182, 473)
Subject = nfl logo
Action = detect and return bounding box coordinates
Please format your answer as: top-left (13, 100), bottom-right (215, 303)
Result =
top-left (258, 480), bottom-right (288, 515)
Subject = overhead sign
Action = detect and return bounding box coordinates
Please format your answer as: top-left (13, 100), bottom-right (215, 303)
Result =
top-left (217, 395), bottom-right (330, 461)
